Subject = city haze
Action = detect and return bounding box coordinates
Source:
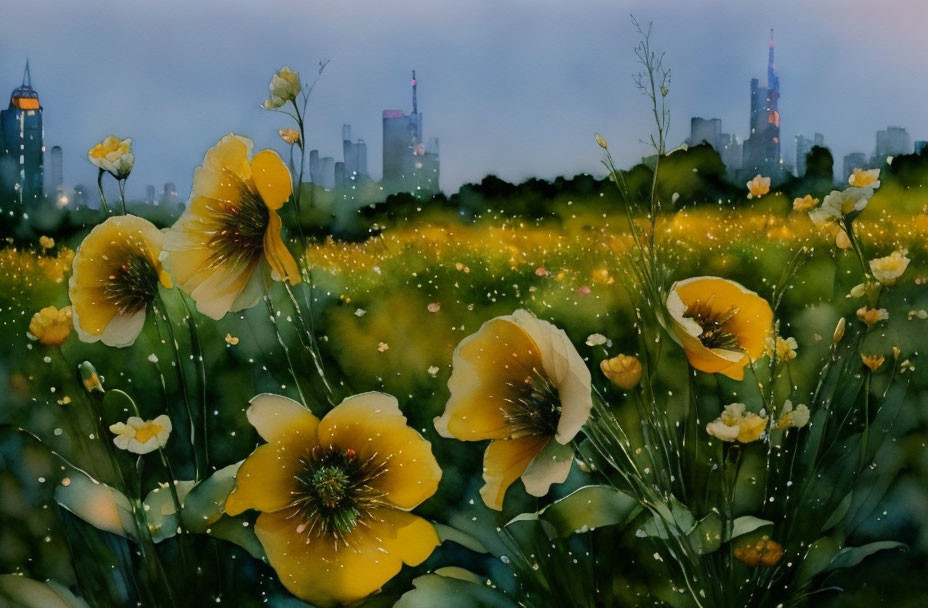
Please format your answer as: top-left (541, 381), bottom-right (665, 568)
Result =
top-left (0, 0), bottom-right (925, 198)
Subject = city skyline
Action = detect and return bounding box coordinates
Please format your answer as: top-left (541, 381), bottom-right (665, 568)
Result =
top-left (2, 0), bottom-right (926, 199)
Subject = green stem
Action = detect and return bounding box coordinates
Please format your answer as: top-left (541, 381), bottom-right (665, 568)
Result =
top-left (264, 293), bottom-right (309, 408)
top-left (118, 178), bottom-right (128, 215)
top-left (178, 293), bottom-right (210, 472)
top-left (96, 169), bottom-right (111, 217)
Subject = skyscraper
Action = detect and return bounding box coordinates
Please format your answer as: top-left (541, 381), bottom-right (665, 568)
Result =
top-left (382, 70), bottom-right (439, 195)
top-left (843, 152), bottom-right (868, 183)
top-left (49, 145), bottom-right (63, 193)
top-left (874, 126), bottom-right (911, 164)
top-left (341, 124), bottom-right (368, 183)
top-left (687, 117), bottom-right (722, 150)
top-left (0, 62), bottom-right (44, 206)
top-left (743, 31), bottom-right (781, 178)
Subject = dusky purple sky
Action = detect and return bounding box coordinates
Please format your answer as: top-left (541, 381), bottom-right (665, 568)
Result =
top-left (1, 0), bottom-right (923, 197)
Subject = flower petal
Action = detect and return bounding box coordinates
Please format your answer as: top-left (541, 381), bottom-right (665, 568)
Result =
top-left (246, 393), bottom-right (318, 443)
top-left (251, 149), bottom-right (292, 211)
top-left (203, 134), bottom-right (253, 181)
top-left (255, 508), bottom-right (438, 607)
top-left (520, 438), bottom-right (574, 497)
top-left (264, 211), bottom-right (301, 285)
top-left (480, 435), bottom-right (548, 511)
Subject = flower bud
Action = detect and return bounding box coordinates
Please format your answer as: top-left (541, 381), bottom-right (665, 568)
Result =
top-left (79, 361), bottom-right (105, 394)
top-left (595, 133), bottom-right (608, 149)
top-left (832, 317), bottom-right (846, 344)
top-left (600, 354), bottom-right (642, 390)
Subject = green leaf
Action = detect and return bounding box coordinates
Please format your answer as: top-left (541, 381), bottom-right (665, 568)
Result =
top-left (688, 512), bottom-right (722, 555)
top-left (507, 485), bottom-right (640, 538)
top-left (821, 493), bottom-right (853, 532)
top-left (825, 541), bottom-right (906, 572)
top-left (54, 471), bottom-right (135, 539)
top-left (142, 481), bottom-right (196, 543)
top-left (640, 497), bottom-right (695, 540)
top-left (180, 460), bottom-right (243, 533)
top-left (795, 536), bottom-right (839, 585)
top-left (395, 574), bottom-right (517, 608)
top-left (434, 523), bottom-right (489, 554)
top-left (206, 515), bottom-right (266, 561)
top-left (726, 516), bottom-right (774, 541)
top-left (0, 575), bottom-right (90, 608)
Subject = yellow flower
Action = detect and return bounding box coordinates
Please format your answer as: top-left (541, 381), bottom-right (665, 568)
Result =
top-left (734, 536), bottom-right (783, 568)
top-left (263, 66), bottom-right (301, 109)
top-left (667, 277), bottom-right (773, 380)
top-left (869, 250), bottom-right (910, 285)
top-left (861, 354), bottom-right (885, 372)
top-left (848, 167), bottom-right (880, 188)
top-left (835, 228), bottom-right (852, 250)
top-left (434, 309), bottom-right (592, 510)
top-left (69, 215), bottom-right (172, 347)
top-left (224, 333), bottom-right (240, 346)
top-left (39, 235), bottom-right (55, 250)
top-left (161, 134), bottom-right (300, 320)
top-left (746, 174), bottom-right (770, 199)
top-left (792, 195), bottom-right (818, 211)
top-left (88, 136), bottom-right (134, 179)
top-left (776, 400), bottom-right (810, 430)
top-left (809, 187), bottom-right (872, 225)
top-left (278, 128), bottom-right (301, 145)
top-left (600, 354), bottom-right (642, 390)
top-left (706, 403), bottom-right (767, 443)
top-left (765, 335), bottom-right (798, 362)
top-left (225, 393), bottom-right (441, 607)
top-left (595, 133), bottom-right (608, 149)
top-left (856, 306), bottom-right (889, 326)
top-left (28, 305), bottom-right (72, 346)
top-left (109, 415), bottom-right (172, 454)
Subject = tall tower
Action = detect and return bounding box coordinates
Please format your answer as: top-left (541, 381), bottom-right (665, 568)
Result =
top-left (0, 61), bottom-right (45, 207)
top-left (743, 31), bottom-right (781, 179)
top-left (382, 70), bottom-right (424, 194)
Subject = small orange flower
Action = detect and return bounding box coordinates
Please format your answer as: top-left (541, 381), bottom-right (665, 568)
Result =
top-left (278, 128), bottom-right (301, 145)
top-left (792, 195), bottom-right (818, 211)
top-left (856, 306), bottom-right (889, 326)
top-left (28, 305), bottom-right (72, 346)
top-left (861, 354), bottom-right (885, 372)
top-left (746, 174), bottom-right (771, 199)
top-left (600, 354), bottom-right (642, 390)
top-left (734, 536), bottom-right (783, 568)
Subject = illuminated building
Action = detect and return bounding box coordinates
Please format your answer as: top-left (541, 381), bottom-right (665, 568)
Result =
top-left (742, 31), bottom-right (782, 178)
top-left (0, 62), bottom-right (45, 206)
top-left (382, 70), bottom-right (439, 195)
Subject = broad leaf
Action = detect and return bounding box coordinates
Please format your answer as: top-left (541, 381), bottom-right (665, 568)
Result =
top-left (395, 573), bottom-right (517, 608)
top-left (0, 576), bottom-right (90, 608)
top-left (55, 471), bottom-right (135, 539)
top-left (180, 460), bottom-right (243, 532)
top-left (825, 541), bottom-right (906, 572)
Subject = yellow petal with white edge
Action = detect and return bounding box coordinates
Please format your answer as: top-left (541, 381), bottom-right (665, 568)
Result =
top-left (509, 309), bottom-right (592, 443)
top-left (251, 148), bottom-right (292, 210)
top-left (520, 438), bottom-right (574, 497)
top-left (255, 508), bottom-right (439, 608)
top-left (246, 393), bottom-right (318, 443)
top-left (435, 317), bottom-right (542, 441)
top-left (225, 427), bottom-right (317, 516)
top-left (318, 392), bottom-right (441, 510)
top-left (264, 211), bottom-right (301, 285)
top-left (480, 435), bottom-right (548, 511)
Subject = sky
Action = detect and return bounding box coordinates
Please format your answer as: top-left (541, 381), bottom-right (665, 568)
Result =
top-left (1, 0), bottom-right (926, 198)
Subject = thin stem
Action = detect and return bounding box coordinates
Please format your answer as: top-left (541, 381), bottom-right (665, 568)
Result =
top-left (178, 293), bottom-right (210, 472)
top-left (264, 293), bottom-right (309, 408)
top-left (96, 169), bottom-right (111, 217)
top-left (118, 178), bottom-right (128, 214)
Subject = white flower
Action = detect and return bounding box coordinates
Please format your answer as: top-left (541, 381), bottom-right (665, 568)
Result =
top-left (776, 400), bottom-right (810, 430)
top-left (848, 168), bottom-right (880, 188)
top-left (809, 187), bottom-right (872, 225)
top-left (585, 333), bottom-right (608, 347)
top-left (109, 415), bottom-right (172, 454)
top-left (869, 250), bottom-right (910, 285)
top-left (262, 66), bottom-right (301, 109)
top-left (87, 136), bottom-right (134, 179)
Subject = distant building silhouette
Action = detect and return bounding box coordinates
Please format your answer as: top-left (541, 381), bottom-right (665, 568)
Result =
top-left (382, 70), bottom-right (439, 195)
top-left (794, 133), bottom-right (824, 177)
top-left (843, 152), bottom-right (868, 183)
top-left (145, 184), bottom-right (156, 204)
top-left (742, 30), bottom-right (782, 178)
top-left (687, 117), bottom-right (722, 151)
top-left (341, 124), bottom-right (368, 186)
top-left (73, 184), bottom-right (88, 207)
top-left (916, 140), bottom-right (928, 155)
top-left (0, 62), bottom-right (44, 206)
top-left (161, 182), bottom-right (178, 206)
top-left (48, 145), bottom-right (63, 193)
top-left (873, 126), bottom-right (911, 164)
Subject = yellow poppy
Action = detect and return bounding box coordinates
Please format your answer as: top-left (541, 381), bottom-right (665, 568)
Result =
top-left (69, 215), bottom-right (172, 347)
top-left (28, 305), bottom-right (72, 346)
top-left (434, 309), bottom-right (592, 510)
top-left (667, 277), bottom-right (773, 380)
top-left (225, 392), bottom-right (441, 607)
top-left (161, 134), bottom-right (300, 320)
top-left (88, 135), bottom-right (134, 179)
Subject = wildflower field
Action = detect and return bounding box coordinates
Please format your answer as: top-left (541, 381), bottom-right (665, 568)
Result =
top-left (2, 188), bottom-right (928, 606)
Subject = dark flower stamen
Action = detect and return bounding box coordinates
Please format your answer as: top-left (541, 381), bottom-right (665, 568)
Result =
top-left (103, 246), bottom-right (160, 314)
top-left (206, 169), bottom-right (269, 269)
top-left (685, 298), bottom-right (741, 351)
top-left (503, 367), bottom-right (562, 438)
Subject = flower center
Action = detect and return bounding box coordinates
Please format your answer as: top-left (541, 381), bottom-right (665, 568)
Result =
top-left (290, 446), bottom-right (387, 546)
top-left (104, 248), bottom-right (160, 314)
top-left (684, 298), bottom-right (741, 350)
top-left (503, 368), bottom-right (562, 438)
top-left (207, 170), bottom-right (270, 269)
